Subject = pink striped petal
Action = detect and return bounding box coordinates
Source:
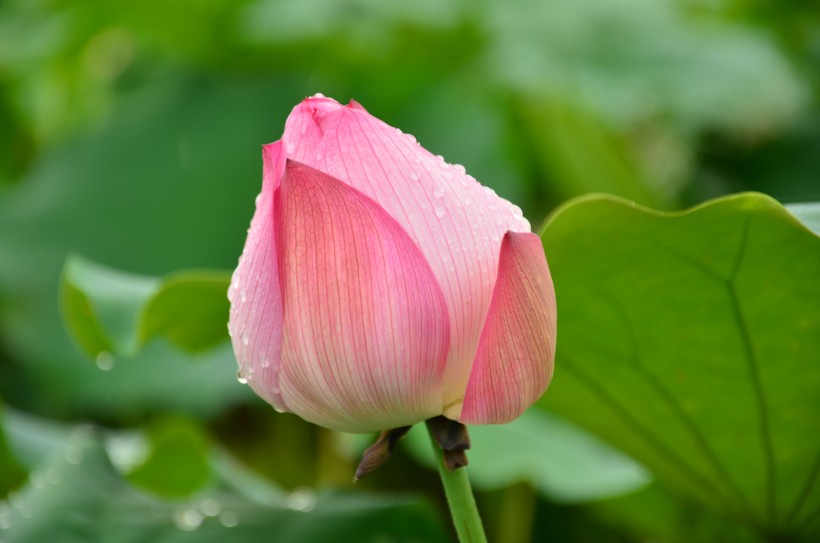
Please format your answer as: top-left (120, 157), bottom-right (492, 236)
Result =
top-left (228, 141), bottom-right (288, 412)
top-left (459, 232), bottom-right (557, 424)
top-left (280, 96), bottom-right (532, 411)
top-left (276, 160), bottom-right (451, 433)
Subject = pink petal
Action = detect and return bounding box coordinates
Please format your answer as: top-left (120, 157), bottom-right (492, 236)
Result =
top-left (228, 141), bottom-right (288, 412)
top-left (275, 160), bottom-right (451, 433)
top-left (459, 232), bottom-right (557, 424)
top-left (280, 96), bottom-right (532, 411)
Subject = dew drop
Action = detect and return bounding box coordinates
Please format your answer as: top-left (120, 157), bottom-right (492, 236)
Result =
top-left (219, 511), bottom-right (239, 528)
top-left (511, 205), bottom-right (524, 218)
top-left (261, 356), bottom-right (271, 368)
top-left (311, 92), bottom-right (326, 99)
top-left (255, 193), bottom-right (262, 205)
top-left (483, 186), bottom-right (496, 196)
top-left (29, 472), bottom-right (45, 489)
top-left (286, 488), bottom-right (317, 512)
top-left (242, 332), bottom-right (249, 346)
top-left (409, 171), bottom-right (420, 181)
top-left (236, 369), bottom-right (248, 385)
top-left (45, 467), bottom-right (62, 485)
top-left (405, 133), bottom-right (417, 144)
top-left (442, 169), bottom-right (453, 180)
top-left (454, 164), bottom-right (466, 174)
top-left (285, 141), bottom-right (295, 153)
top-left (433, 186), bottom-right (445, 198)
top-left (173, 508), bottom-right (203, 532)
top-left (95, 352), bottom-right (115, 372)
top-left (314, 151), bottom-right (323, 161)
top-left (198, 499), bottom-right (222, 517)
top-left (65, 447), bottom-right (83, 465)
top-left (240, 290), bottom-right (247, 303)
top-left (434, 206), bottom-right (446, 218)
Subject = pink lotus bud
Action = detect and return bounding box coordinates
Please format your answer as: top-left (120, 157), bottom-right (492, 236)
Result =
top-left (228, 95), bottom-right (556, 433)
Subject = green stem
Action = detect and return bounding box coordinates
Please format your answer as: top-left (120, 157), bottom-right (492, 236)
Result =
top-left (427, 427), bottom-right (488, 543)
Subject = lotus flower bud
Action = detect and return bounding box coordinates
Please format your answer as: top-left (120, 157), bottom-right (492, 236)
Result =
top-left (228, 95), bottom-right (556, 433)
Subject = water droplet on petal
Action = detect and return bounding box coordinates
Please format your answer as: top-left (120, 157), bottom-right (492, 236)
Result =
top-left (236, 369), bottom-right (248, 385)
top-left (434, 206), bottom-right (446, 218)
top-left (286, 142), bottom-right (295, 154)
top-left (442, 169), bottom-right (453, 180)
top-left (261, 356), bottom-right (270, 368)
top-left (454, 164), bottom-right (466, 174)
top-left (409, 171), bottom-right (420, 181)
top-left (311, 92), bottom-right (326, 99)
top-left (433, 186), bottom-right (445, 198)
top-left (255, 193), bottom-right (262, 205)
top-left (314, 151), bottom-right (323, 161)
top-left (242, 332), bottom-right (249, 346)
top-left (405, 133), bottom-right (417, 144)
top-left (483, 186), bottom-right (496, 196)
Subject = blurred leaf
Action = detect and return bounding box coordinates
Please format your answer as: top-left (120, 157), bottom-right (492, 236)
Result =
top-left (0, 434), bottom-right (449, 543)
top-left (139, 271), bottom-right (231, 353)
top-left (786, 202), bottom-right (820, 236)
top-left (0, 71), bottom-right (297, 417)
top-left (0, 406), bottom-right (27, 496)
top-left (540, 193), bottom-right (820, 540)
top-left (402, 409), bottom-right (650, 503)
top-left (126, 418), bottom-right (212, 498)
top-left (483, 0), bottom-right (806, 133)
top-left (589, 483), bottom-right (761, 543)
top-left (61, 255), bottom-right (159, 359)
top-left (61, 255), bottom-right (230, 361)
top-left (1, 409), bottom-right (71, 471)
top-left (518, 97), bottom-right (665, 209)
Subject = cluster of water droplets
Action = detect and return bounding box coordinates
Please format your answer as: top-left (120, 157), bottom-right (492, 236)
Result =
top-left (392, 127), bottom-right (531, 233)
top-left (170, 498), bottom-right (239, 531)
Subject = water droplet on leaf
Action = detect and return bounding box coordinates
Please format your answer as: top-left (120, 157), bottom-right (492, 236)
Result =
top-left (95, 352), bottom-right (115, 371)
top-left (219, 511), bottom-right (239, 528)
top-left (173, 508), bottom-right (203, 531)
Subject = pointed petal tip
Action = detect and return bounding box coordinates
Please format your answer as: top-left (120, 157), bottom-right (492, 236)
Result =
top-left (459, 231), bottom-right (556, 425)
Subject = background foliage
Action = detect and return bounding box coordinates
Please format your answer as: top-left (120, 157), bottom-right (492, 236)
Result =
top-left (1, 0), bottom-right (819, 541)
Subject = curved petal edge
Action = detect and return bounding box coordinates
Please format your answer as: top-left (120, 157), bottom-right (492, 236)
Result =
top-left (458, 232), bottom-right (557, 425)
top-left (276, 160), bottom-right (451, 433)
top-left (229, 141), bottom-right (287, 412)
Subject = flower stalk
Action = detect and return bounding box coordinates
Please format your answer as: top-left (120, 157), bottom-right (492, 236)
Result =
top-left (427, 424), bottom-right (487, 543)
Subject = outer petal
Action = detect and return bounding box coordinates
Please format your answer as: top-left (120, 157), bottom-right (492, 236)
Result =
top-left (228, 141), bottom-right (288, 411)
top-left (458, 232), bottom-right (557, 424)
top-left (280, 96), bottom-right (531, 410)
top-left (276, 160), bottom-right (450, 433)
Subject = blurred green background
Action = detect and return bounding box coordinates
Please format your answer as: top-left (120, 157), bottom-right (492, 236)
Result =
top-left (1, 0), bottom-right (819, 542)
